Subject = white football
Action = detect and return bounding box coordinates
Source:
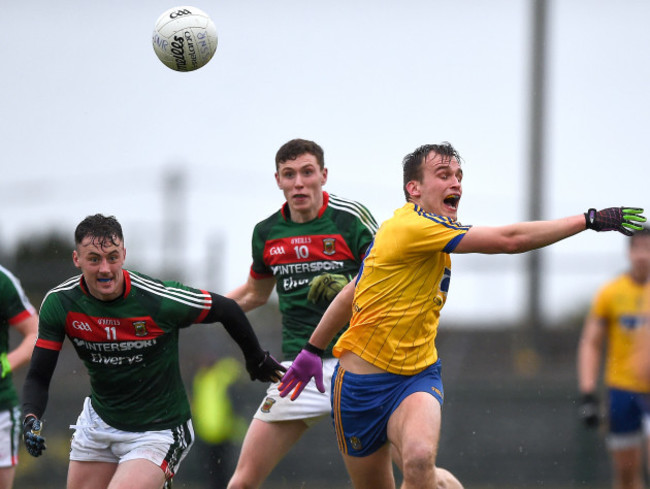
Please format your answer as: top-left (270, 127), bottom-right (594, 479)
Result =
top-left (152, 6), bottom-right (218, 72)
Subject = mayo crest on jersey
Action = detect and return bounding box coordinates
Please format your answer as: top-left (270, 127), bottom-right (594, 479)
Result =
top-left (36, 270), bottom-right (212, 431)
top-left (590, 274), bottom-right (650, 392)
top-left (333, 203), bottom-right (471, 375)
top-left (249, 192), bottom-right (377, 359)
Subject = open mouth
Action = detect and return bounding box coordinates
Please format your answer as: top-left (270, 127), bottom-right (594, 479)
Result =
top-left (443, 194), bottom-right (460, 209)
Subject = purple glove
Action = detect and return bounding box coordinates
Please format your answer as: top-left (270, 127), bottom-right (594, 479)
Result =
top-left (278, 344), bottom-right (325, 401)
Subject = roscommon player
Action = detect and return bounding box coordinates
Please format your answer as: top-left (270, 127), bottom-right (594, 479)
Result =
top-left (280, 142), bottom-right (646, 489)
top-left (578, 227), bottom-right (650, 489)
top-left (21, 214), bottom-right (285, 489)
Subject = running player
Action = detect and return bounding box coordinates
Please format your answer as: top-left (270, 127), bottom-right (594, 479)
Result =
top-left (578, 227), bottom-right (650, 489)
top-left (225, 138), bottom-right (379, 489)
top-left (0, 265), bottom-right (38, 489)
top-left (279, 142), bottom-right (646, 489)
top-left (21, 214), bottom-right (285, 489)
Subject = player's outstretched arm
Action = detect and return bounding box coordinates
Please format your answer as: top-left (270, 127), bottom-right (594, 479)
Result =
top-left (278, 280), bottom-right (356, 401)
top-left (454, 207), bottom-right (646, 254)
top-left (207, 293), bottom-right (286, 382)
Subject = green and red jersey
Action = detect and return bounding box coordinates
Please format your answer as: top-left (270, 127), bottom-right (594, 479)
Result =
top-left (36, 270), bottom-right (212, 431)
top-left (0, 265), bottom-right (36, 410)
top-left (250, 192), bottom-right (377, 359)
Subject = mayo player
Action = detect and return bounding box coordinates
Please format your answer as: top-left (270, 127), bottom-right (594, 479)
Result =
top-left (21, 214), bottom-right (285, 489)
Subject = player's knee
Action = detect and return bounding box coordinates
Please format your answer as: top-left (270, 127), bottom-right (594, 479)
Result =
top-left (401, 442), bottom-right (435, 481)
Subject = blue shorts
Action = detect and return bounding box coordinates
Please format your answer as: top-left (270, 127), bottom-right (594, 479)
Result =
top-left (330, 360), bottom-right (443, 457)
top-left (608, 388), bottom-right (650, 435)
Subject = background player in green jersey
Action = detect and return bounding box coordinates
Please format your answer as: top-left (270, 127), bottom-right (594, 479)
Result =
top-left (279, 142), bottom-right (646, 489)
top-left (0, 265), bottom-right (38, 489)
top-left (577, 227), bottom-right (650, 489)
top-left (21, 214), bottom-right (285, 489)
top-left (225, 138), bottom-right (379, 489)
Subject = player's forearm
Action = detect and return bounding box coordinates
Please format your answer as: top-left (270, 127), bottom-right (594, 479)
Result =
top-left (22, 347), bottom-right (59, 419)
top-left (309, 281), bottom-right (354, 349)
top-left (577, 345), bottom-right (601, 393)
top-left (509, 215), bottom-right (586, 252)
top-left (8, 332), bottom-right (37, 371)
top-left (459, 215), bottom-right (585, 254)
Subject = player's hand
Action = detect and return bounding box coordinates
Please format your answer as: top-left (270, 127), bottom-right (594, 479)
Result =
top-left (585, 207), bottom-right (646, 236)
top-left (307, 273), bottom-right (349, 303)
top-left (278, 344), bottom-right (325, 401)
top-left (578, 393), bottom-right (599, 429)
top-left (23, 415), bottom-right (46, 457)
top-left (0, 353), bottom-right (11, 379)
top-left (245, 350), bottom-right (286, 383)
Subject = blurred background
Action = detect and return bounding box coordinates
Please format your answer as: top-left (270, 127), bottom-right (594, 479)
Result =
top-left (3, 0), bottom-right (649, 487)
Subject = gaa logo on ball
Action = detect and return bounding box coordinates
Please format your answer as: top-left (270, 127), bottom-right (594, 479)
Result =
top-left (152, 6), bottom-right (218, 72)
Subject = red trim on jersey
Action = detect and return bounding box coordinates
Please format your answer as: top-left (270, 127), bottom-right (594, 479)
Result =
top-left (122, 270), bottom-right (132, 297)
top-left (280, 191), bottom-right (329, 221)
top-left (195, 290), bottom-right (212, 323)
top-left (249, 266), bottom-right (273, 280)
top-left (8, 309), bottom-right (34, 325)
top-left (318, 191), bottom-right (330, 218)
top-left (35, 338), bottom-right (63, 351)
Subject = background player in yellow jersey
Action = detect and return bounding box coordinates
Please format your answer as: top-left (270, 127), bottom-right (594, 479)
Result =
top-left (278, 142), bottom-right (646, 489)
top-left (578, 227), bottom-right (650, 489)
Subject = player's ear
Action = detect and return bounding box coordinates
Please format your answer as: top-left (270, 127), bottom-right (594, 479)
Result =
top-left (275, 172), bottom-right (281, 189)
top-left (72, 250), bottom-right (81, 269)
top-left (321, 167), bottom-right (328, 186)
top-left (405, 180), bottom-right (420, 199)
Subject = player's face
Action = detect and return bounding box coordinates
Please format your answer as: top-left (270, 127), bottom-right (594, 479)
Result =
top-left (408, 151), bottom-right (463, 219)
top-left (629, 235), bottom-right (650, 281)
top-left (275, 153), bottom-right (328, 223)
top-left (73, 236), bottom-right (126, 301)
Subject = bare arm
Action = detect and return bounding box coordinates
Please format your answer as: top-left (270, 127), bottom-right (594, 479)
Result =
top-left (454, 215), bottom-right (586, 254)
top-left (577, 314), bottom-right (606, 393)
top-left (8, 313), bottom-right (38, 372)
top-left (309, 279), bottom-right (355, 350)
top-left (226, 275), bottom-right (275, 312)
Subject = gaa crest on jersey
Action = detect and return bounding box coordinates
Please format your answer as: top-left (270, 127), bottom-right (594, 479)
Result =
top-left (132, 321), bottom-right (148, 337)
top-left (322, 238), bottom-right (336, 256)
top-left (261, 397), bottom-right (276, 413)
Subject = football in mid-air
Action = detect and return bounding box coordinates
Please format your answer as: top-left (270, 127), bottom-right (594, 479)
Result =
top-left (152, 6), bottom-right (218, 72)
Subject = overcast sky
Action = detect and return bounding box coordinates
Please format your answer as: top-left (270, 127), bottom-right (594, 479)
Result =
top-left (2, 0), bottom-right (649, 325)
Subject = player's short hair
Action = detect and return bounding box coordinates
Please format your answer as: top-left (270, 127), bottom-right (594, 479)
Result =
top-left (275, 139), bottom-right (325, 171)
top-left (75, 214), bottom-right (123, 249)
top-left (402, 142), bottom-right (462, 202)
top-left (630, 225), bottom-right (650, 246)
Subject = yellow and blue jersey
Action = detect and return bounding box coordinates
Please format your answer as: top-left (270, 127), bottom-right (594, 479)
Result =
top-left (590, 274), bottom-right (650, 393)
top-left (333, 203), bottom-right (471, 375)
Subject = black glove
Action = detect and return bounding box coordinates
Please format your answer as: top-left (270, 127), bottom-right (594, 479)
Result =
top-left (584, 207), bottom-right (646, 236)
top-left (245, 350), bottom-right (286, 382)
top-left (23, 415), bottom-right (46, 457)
top-left (578, 393), bottom-right (599, 429)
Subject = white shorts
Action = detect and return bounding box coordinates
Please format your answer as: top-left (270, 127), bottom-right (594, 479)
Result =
top-left (69, 398), bottom-right (194, 479)
top-left (0, 406), bottom-right (20, 468)
top-left (253, 358), bottom-right (336, 427)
